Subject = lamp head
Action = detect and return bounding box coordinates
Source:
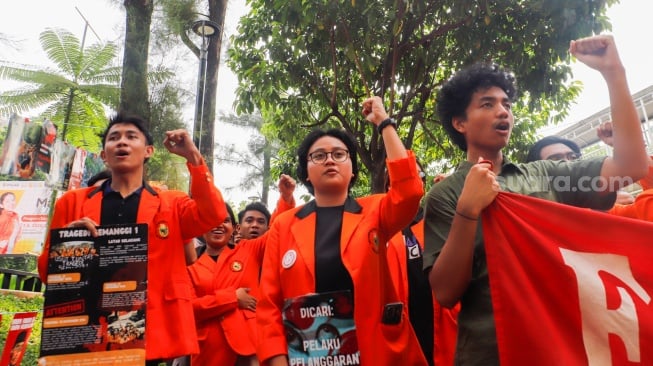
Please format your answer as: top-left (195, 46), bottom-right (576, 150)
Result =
top-left (192, 20), bottom-right (220, 38)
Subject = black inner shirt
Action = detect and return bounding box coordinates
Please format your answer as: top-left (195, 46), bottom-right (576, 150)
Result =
top-left (100, 180), bottom-right (142, 225)
top-left (314, 205), bottom-right (354, 294)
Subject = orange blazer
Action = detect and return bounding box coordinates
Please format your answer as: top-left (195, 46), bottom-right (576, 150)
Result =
top-left (38, 162), bottom-right (227, 360)
top-left (187, 198), bottom-right (294, 366)
top-left (608, 189), bottom-right (653, 221)
top-left (257, 152), bottom-right (428, 366)
top-left (388, 219), bottom-right (460, 366)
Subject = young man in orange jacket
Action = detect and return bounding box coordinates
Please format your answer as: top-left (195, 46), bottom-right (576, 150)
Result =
top-left (38, 112), bottom-right (227, 364)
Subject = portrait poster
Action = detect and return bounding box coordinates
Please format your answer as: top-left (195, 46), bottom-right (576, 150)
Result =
top-left (39, 224), bottom-right (148, 366)
top-left (283, 290), bottom-right (360, 366)
top-left (33, 119), bottom-right (57, 175)
top-left (46, 140), bottom-right (76, 191)
top-left (0, 311), bottom-right (38, 366)
top-left (0, 181), bottom-right (52, 255)
top-left (0, 114), bottom-right (45, 180)
top-left (66, 148), bottom-right (87, 191)
top-left (80, 152), bottom-right (105, 188)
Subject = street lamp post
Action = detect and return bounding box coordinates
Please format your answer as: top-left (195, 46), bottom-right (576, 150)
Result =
top-left (191, 19), bottom-right (220, 153)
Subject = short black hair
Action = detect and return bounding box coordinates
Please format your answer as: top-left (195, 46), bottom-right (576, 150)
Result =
top-left (296, 128), bottom-right (358, 195)
top-left (86, 169), bottom-right (112, 187)
top-left (225, 203), bottom-right (236, 225)
top-left (237, 202), bottom-right (270, 225)
top-left (101, 112), bottom-right (154, 148)
top-left (437, 63), bottom-right (517, 151)
top-left (526, 136), bottom-right (581, 163)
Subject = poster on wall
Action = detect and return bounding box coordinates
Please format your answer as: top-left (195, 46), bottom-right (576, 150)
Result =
top-left (39, 223), bottom-right (148, 366)
top-left (0, 181), bottom-right (52, 255)
top-left (0, 311), bottom-right (38, 366)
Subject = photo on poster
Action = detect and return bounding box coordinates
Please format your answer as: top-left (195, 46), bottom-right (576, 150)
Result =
top-left (283, 290), bottom-right (360, 366)
top-left (0, 181), bottom-right (52, 255)
top-left (0, 311), bottom-right (38, 366)
top-left (0, 114), bottom-right (47, 181)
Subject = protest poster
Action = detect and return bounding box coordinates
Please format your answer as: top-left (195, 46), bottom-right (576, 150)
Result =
top-left (0, 311), bottom-right (38, 366)
top-left (0, 115), bottom-right (46, 180)
top-left (39, 223), bottom-right (148, 366)
top-left (283, 290), bottom-right (359, 366)
top-left (0, 181), bottom-right (51, 255)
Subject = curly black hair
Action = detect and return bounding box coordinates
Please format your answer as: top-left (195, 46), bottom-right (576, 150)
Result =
top-left (437, 63), bottom-right (517, 151)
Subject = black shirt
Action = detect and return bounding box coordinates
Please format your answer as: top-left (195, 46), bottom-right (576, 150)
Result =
top-left (314, 205), bottom-right (354, 294)
top-left (100, 179), bottom-right (142, 225)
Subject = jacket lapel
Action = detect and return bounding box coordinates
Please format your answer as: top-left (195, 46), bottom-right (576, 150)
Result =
top-left (340, 197), bottom-right (363, 254)
top-left (291, 210), bottom-right (316, 280)
top-left (81, 189), bottom-right (103, 223)
top-left (136, 187), bottom-right (160, 224)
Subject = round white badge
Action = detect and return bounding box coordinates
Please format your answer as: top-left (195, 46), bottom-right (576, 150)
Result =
top-left (282, 249), bottom-right (297, 269)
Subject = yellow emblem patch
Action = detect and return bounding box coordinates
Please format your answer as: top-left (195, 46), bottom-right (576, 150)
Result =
top-left (231, 261), bottom-right (243, 272)
top-left (157, 222), bottom-right (169, 239)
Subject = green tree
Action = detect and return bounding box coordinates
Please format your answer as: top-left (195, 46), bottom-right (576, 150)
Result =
top-left (228, 0), bottom-right (615, 193)
top-left (0, 28), bottom-right (121, 152)
top-left (216, 112), bottom-right (276, 205)
top-left (120, 0), bottom-right (154, 123)
top-left (146, 78), bottom-right (190, 191)
top-left (160, 0), bottom-right (228, 169)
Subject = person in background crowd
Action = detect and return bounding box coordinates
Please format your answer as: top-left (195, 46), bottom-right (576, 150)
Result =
top-left (385, 161), bottom-right (459, 366)
top-left (38, 112), bottom-right (227, 365)
top-left (188, 175), bottom-right (295, 366)
top-left (235, 202), bottom-right (272, 242)
top-left (526, 134), bottom-right (635, 205)
top-left (257, 96), bottom-right (427, 365)
top-left (424, 35), bottom-right (648, 365)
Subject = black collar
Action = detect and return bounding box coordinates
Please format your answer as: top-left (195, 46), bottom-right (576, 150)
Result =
top-left (87, 179), bottom-right (157, 198)
top-left (295, 196), bottom-right (362, 219)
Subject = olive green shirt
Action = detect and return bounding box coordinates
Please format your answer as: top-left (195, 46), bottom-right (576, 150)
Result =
top-left (423, 157), bottom-right (615, 366)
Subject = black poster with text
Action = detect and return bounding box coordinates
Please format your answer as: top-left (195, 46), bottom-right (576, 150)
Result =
top-left (39, 223), bottom-right (148, 365)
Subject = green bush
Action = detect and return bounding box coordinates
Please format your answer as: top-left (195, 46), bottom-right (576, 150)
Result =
top-left (0, 294), bottom-right (43, 366)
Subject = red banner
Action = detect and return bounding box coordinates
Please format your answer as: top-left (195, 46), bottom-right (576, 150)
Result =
top-left (483, 192), bottom-right (653, 366)
top-left (0, 311), bottom-right (38, 366)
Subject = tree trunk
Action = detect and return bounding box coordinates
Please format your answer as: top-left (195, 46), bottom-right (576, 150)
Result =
top-left (261, 143), bottom-right (271, 206)
top-left (200, 0), bottom-right (228, 170)
top-left (120, 0), bottom-right (153, 126)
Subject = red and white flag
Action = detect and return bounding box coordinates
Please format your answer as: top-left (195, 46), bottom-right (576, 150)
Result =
top-left (482, 192), bottom-right (653, 366)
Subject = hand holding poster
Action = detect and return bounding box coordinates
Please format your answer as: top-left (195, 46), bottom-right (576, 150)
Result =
top-left (39, 224), bottom-right (148, 366)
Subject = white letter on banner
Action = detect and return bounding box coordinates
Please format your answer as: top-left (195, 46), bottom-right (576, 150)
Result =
top-left (560, 248), bottom-right (651, 365)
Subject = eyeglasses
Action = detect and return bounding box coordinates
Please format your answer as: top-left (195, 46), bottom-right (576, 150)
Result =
top-left (545, 152), bottom-right (582, 161)
top-left (308, 149), bottom-right (350, 164)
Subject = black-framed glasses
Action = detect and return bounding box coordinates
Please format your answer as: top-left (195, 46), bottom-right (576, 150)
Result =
top-left (546, 152), bottom-right (582, 161)
top-left (308, 149), bottom-right (350, 164)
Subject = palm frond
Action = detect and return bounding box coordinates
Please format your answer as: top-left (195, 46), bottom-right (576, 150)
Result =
top-left (39, 29), bottom-right (82, 77)
top-left (78, 42), bottom-right (119, 81)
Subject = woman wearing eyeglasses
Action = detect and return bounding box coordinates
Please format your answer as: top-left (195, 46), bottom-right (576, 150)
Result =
top-left (256, 96), bottom-right (427, 366)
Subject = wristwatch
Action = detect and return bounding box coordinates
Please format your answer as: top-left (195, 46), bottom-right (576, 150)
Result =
top-left (377, 118), bottom-right (397, 134)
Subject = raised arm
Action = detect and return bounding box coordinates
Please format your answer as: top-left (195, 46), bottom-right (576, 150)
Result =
top-left (570, 35), bottom-right (648, 188)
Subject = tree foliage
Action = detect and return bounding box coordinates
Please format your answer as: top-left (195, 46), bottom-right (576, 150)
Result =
top-left (0, 28), bottom-right (121, 152)
top-left (228, 0), bottom-right (616, 193)
top-left (216, 112), bottom-right (277, 205)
